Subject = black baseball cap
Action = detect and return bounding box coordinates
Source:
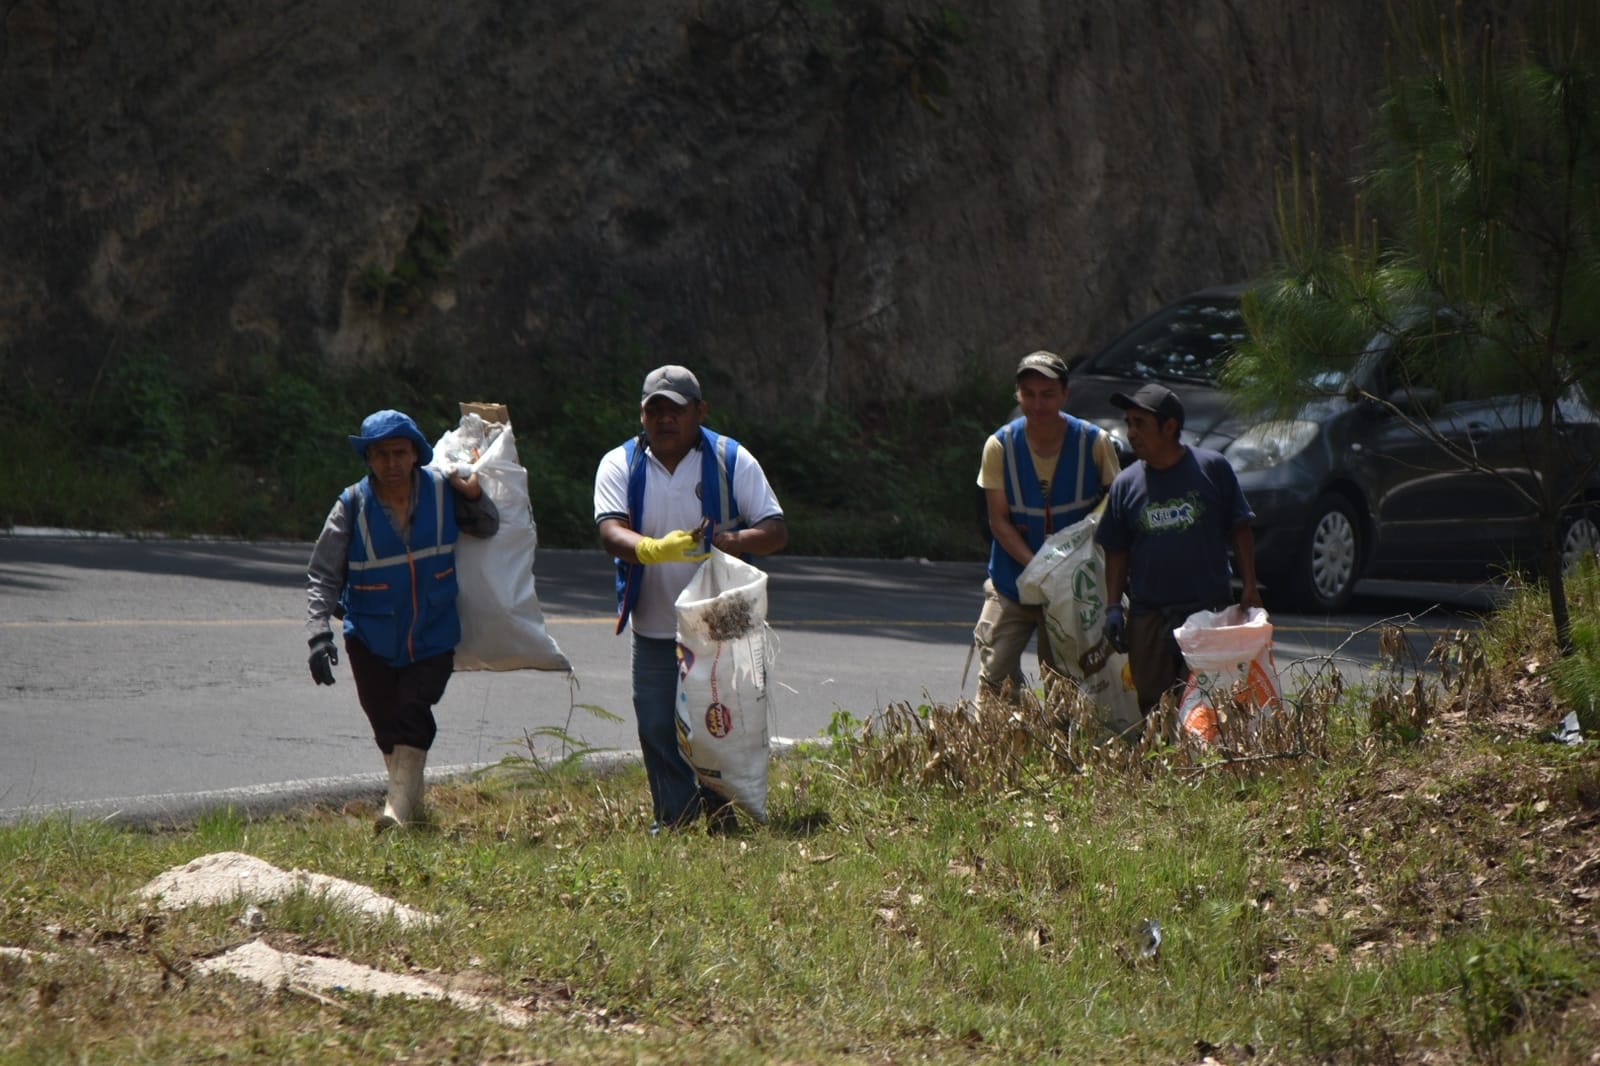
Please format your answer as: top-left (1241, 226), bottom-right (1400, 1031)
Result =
top-left (1110, 382), bottom-right (1185, 428)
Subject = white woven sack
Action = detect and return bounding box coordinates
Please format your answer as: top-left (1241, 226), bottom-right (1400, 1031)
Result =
top-left (674, 549), bottom-right (772, 822)
top-left (1173, 605), bottom-right (1284, 744)
top-left (429, 416), bottom-right (570, 672)
top-left (1015, 510), bottom-right (1143, 738)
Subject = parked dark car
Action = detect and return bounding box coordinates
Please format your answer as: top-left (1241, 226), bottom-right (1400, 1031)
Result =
top-left (1056, 284), bottom-right (1600, 612)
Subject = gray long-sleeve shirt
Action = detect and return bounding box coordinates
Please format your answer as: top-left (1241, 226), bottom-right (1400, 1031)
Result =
top-left (305, 473), bottom-right (500, 641)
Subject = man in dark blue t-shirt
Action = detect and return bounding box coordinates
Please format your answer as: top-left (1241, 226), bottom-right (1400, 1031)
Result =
top-left (1093, 383), bottom-right (1262, 715)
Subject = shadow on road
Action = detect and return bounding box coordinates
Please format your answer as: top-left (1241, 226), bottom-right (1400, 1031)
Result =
top-left (0, 536), bottom-right (991, 646)
top-left (1, 535), bottom-right (1511, 656)
top-left (0, 535), bottom-right (309, 590)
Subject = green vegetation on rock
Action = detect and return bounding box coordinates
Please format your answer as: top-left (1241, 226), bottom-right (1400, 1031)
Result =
top-left (0, 342), bottom-right (1001, 562)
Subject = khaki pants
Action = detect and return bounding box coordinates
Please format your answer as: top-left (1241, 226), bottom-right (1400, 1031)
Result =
top-left (973, 579), bottom-right (1056, 708)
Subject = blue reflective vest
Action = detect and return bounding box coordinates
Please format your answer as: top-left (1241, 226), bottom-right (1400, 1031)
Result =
top-left (613, 428), bottom-right (744, 634)
top-left (339, 469), bottom-right (462, 666)
top-left (987, 415), bottom-right (1105, 602)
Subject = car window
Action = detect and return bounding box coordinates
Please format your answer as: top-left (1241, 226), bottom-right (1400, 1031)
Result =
top-left (1458, 336), bottom-right (1524, 399)
top-left (1384, 328), bottom-right (1455, 400)
top-left (1386, 325), bottom-right (1514, 403)
top-left (1081, 296), bottom-right (1245, 384)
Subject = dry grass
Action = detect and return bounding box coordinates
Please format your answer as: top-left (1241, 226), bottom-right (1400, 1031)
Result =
top-left (822, 609), bottom-right (1600, 1062)
top-left (845, 659), bottom-right (1329, 795)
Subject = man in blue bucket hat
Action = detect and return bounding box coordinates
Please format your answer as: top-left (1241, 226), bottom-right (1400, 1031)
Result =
top-left (305, 409), bottom-right (500, 832)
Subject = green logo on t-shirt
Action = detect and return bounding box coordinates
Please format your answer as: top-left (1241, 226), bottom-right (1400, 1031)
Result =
top-left (1139, 492), bottom-right (1202, 534)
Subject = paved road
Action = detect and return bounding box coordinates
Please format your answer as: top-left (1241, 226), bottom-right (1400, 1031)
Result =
top-left (0, 533), bottom-right (1499, 822)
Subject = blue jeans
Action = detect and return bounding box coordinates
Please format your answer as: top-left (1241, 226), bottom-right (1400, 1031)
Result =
top-left (631, 633), bottom-right (703, 827)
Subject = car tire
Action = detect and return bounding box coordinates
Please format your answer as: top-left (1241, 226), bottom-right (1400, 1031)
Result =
top-left (1284, 493), bottom-right (1362, 613)
top-left (1559, 504), bottom-right (1600, 574)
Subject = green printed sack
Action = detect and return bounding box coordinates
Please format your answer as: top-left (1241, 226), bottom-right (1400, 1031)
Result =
top-left (1016, 511), bottom-right (1143, 738)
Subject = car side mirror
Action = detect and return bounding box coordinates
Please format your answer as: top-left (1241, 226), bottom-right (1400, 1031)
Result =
top-left (1385, 385), bottom-right (1442, 415)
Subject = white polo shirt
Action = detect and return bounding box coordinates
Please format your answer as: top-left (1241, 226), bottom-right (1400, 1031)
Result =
top-left (593, 436), bottom-right (784, 639)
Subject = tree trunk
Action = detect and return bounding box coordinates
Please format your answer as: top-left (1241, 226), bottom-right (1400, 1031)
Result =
top-left (1541, 533), bottom-right (1575, 657)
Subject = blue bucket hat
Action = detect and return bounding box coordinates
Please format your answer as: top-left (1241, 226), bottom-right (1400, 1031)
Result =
top-left (348, 409), bottom-right (433, 466)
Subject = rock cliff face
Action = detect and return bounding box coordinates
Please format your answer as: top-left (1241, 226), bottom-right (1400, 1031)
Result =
top-left (4, 1), bottom-right (1391, 416)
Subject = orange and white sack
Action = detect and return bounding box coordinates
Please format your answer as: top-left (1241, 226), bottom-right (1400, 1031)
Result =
top-left (674, 549), bottom-right (772, 822)
top-left (429, 413), bottom-right (571, 672)
top-left (1015, 511), bottom-right (1143, 738)
top-left (1172, 605), bottom-right (1284, 744)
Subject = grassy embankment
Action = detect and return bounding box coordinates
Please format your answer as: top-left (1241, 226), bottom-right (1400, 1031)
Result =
top-left (4, 566), bottom-right (1599, 1064)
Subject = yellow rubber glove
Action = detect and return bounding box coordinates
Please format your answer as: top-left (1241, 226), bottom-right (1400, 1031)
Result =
top-left (635, 528), bottom-right (710, 565)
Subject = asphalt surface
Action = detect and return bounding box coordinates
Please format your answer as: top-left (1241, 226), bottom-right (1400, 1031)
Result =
top-left (0, 532), bottom-right (1501, 824)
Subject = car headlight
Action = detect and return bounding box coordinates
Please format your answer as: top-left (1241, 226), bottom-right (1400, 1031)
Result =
top-left (1224, 420), bottom-right (1319, 472)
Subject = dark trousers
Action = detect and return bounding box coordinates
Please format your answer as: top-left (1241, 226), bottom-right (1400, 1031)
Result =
top-left (345, 635), bottom-right (453, 753)
top-left (1127, 611), bottom-right (1186, 715)
top-left (1127, 601), bottom-right (1231, 715)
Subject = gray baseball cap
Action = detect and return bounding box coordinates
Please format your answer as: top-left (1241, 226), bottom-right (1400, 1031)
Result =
top-left (641, 365), bottom-right (702, 405)
top-left (1015, 350), bottom-right (1069, 382)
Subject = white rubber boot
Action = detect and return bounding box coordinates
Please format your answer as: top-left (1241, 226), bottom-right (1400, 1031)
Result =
top-left (376, 751), bottom-right (403, 833)
top-left (396, 744), bottom-right (427, 822)
top-left (376, 746), bottom-right (427, 832)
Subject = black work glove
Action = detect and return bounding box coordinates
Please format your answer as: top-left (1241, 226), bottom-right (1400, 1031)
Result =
top-left (309, 633), bottom-right (339, 685)
top-left (1103, 605), bottom-right (1128, 654)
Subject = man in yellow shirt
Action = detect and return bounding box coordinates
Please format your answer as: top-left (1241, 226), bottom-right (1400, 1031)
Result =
top-left (973, 352), bottom-right (1122, 710)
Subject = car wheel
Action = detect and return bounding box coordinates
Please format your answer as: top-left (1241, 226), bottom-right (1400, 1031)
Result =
top-left (1287, 494), bottom-right (1362, 613)
top-left (1560, 505), bottom-right (1600, 574)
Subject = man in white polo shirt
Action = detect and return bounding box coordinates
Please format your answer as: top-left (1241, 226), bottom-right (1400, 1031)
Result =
top-left (593, 365), bottom-right (787, 833)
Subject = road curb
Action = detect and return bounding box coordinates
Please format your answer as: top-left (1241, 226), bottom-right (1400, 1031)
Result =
top-left (0, 738), bottom-right (823, 829)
